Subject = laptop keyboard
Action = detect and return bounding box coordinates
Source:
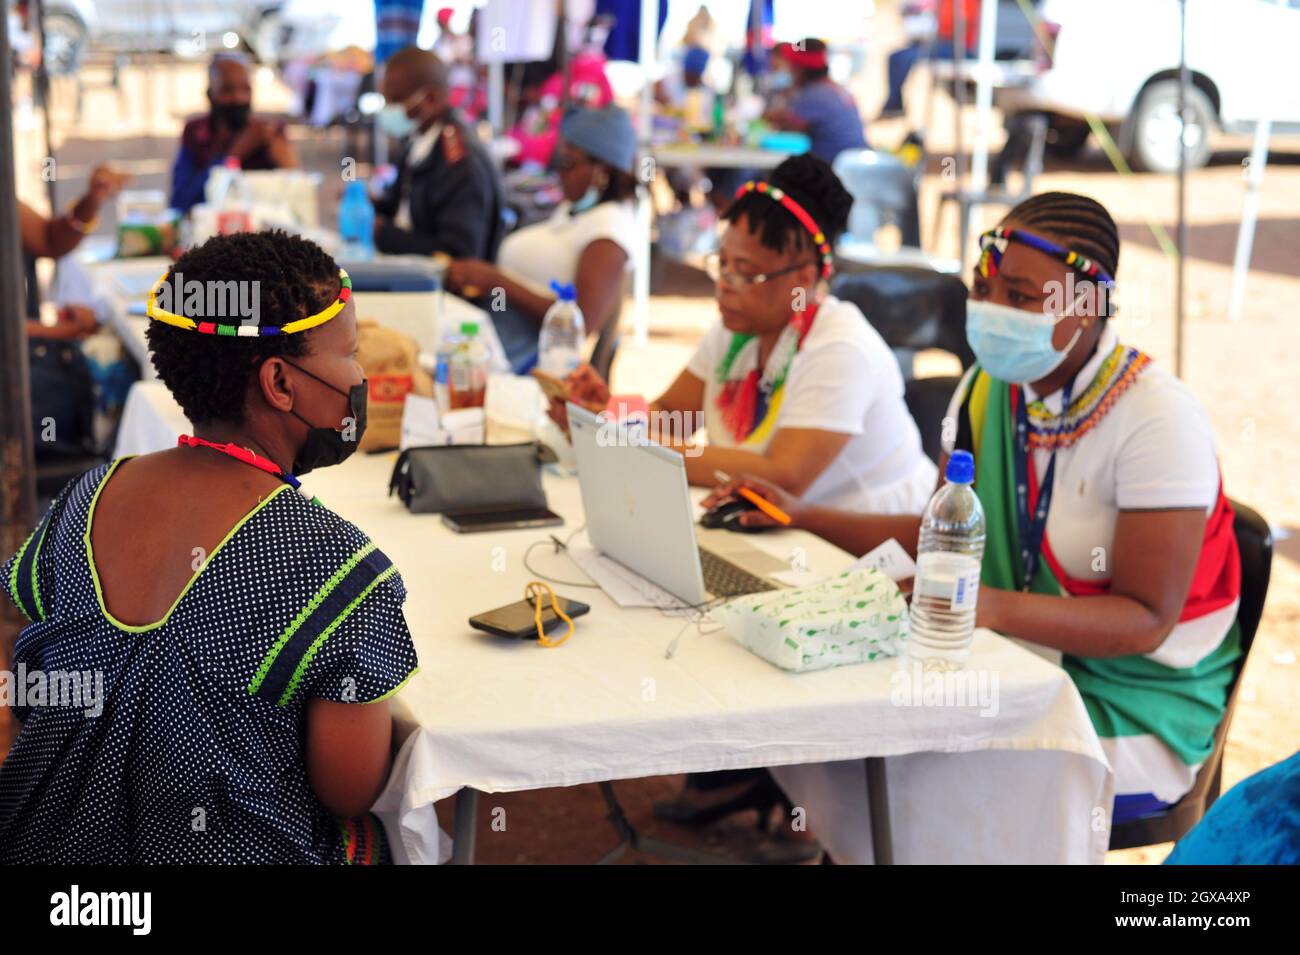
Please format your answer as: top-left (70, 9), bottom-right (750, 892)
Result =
top-left (699, 548), bottom-right (777, 599)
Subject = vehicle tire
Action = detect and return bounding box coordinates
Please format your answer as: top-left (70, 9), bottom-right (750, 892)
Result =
top-left (1128, 79), bottom-right (1215, 174)
top-left (1045, 114), bottom-right (1091, 158)
top-left (41, 8), bottom-right (87, 77)
top-left (248, 11), bottom-right (291, 65)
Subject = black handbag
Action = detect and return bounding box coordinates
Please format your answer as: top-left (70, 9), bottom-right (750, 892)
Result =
top-left (388, 443), bottom-right (548, 514)
top-left (28, 338), bottom-right (97, 460)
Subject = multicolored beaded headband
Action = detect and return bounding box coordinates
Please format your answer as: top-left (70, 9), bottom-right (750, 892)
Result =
top-left (978, 227), bottom-right (1115, 287)
top-left (734, 180), bottom-right (834, 279)
top-left (146, 268), bottom-right (352, 336)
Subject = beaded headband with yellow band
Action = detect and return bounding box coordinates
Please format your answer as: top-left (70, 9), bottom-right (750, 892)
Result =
top-left (146, 268), bottom-right (352, 336)
top-left (734, 180), bottom-right (834, 279)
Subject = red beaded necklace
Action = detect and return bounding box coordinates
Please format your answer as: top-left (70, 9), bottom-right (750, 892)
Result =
top-left (178, 434), bottom-right (319, 504)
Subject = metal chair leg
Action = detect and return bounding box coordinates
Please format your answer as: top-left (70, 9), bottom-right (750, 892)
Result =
top-left (450, 787), bottom-right (480, 864)
top-left (865, 757), bottom-right (894, 865)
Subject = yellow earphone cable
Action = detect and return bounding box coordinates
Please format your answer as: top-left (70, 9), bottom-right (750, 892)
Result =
top-left (525, 580), bottom-right (574, 648)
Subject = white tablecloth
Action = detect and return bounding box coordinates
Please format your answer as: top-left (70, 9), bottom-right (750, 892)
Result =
top-left (651, 145), bottom-right (789, 169)
top-left (109, 382), bottom-right (1114, 864)
top-left (85, 257), bottom-right (509, 381)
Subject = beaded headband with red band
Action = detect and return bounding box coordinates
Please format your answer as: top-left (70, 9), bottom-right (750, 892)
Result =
top-left (734, 180), bottom-right (834, 279)
top-left (978, 227), bottom-right (1115, 287)
top-left (775, 42), bottom-right (828, 71)
top-left (146, 267), bottom-right (352, 336)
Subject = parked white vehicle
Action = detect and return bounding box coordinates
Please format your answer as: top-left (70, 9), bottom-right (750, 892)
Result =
top-left (39, 0), bottom-right (351, 73)
top-left (999, 0), bottom-right (1300, 173)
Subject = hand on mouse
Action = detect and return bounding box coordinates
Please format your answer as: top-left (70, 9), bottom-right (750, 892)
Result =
top-left (702, 473), bottom-right (805, 530)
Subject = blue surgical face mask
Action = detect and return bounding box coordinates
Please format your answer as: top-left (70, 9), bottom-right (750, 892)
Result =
top-left (377, 104), bottom-right (417, 139)
top-left (965, 298), bottom-right (1085, 385)
top-left (768, 70), bottom-right (794, 91)
top-left (571, 186), bottom-right (600, 214)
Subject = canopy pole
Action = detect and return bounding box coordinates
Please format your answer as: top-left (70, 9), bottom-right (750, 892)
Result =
top-left (950, 2), bottom-right (967, 265)
top-left (963, 0), bottom-right (1000, 263)
top-left (0, 4), bottom-right (39, 639)
top-left (632, 0), bottom-right (658, 347)
top-left (1174, 0), bottom-right (1188, 377)
top-left (1226, 1), bottom-right (1283, 324)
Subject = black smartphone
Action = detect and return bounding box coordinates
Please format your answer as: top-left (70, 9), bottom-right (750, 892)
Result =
top-left (469, 595), bottom-right (592, 639)
top-left (441, 506), bottom-right (563, 533)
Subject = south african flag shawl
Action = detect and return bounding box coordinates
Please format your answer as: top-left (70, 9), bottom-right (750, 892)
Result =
top-left (952, 347), bottom-right (1241, 809)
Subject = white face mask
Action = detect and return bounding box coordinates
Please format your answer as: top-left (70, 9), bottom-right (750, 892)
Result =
top-left (571, 186), bottom-right (601, 214)
top-left (965, 292), bottom-right (1089, 385)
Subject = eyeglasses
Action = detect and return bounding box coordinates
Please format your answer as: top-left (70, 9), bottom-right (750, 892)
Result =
top-left (704, 253), bottom-right (817, 289)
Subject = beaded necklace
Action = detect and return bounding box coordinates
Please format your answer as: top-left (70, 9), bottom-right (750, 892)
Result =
top-left (177, 434), bottom-right (320, 505)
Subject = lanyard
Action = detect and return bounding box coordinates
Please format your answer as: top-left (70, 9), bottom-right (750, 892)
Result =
top-left (178, 435), bottom-right (319, 505)
top-left (1012, 381), bottom-right (1072, 592)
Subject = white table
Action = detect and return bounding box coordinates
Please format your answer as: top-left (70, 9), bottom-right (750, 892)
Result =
top-left (84, 257), bottom-right (509, 380)
top-left (110, 382), bottom-right (1114, 865)
top-left (650, 144), bottom-right (791, 170)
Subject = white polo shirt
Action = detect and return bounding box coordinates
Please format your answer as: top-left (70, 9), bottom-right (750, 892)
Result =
top-left (942, 324), bottom-right (1222, 587)
top-left (686, 294), bottom-right (937, 514)
top-left (496, 199), bottom-right (637, 296)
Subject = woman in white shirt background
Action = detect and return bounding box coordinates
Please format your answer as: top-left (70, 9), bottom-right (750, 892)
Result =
top-left (444, 105), bottom-right (639, 371)
top-left (555, 152), bottom-right (937, 515)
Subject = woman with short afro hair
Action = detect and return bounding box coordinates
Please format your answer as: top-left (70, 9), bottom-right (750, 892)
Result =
top-left (0, 230), bottom-right (418, 863)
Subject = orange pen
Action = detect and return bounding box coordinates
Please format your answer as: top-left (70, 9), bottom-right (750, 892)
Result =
top-left (712, 470), bottom-right (793, 526)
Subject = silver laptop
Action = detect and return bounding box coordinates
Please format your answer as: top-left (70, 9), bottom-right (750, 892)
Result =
top-left (567, 403), bottom-right (789, 605)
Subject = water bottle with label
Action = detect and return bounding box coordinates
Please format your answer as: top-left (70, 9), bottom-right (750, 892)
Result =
top-left (338, 179), bottom-right (375, 260)
top-left (432, 324), bottom-right (462, 414)
top-left (907, 450), bottom-right (986, 669)
top-left (448, 321), bottom-right (488, 410)
top-left (537, 281), bottom-right (586, 377)
top-left (215, 157), bottom-right (253, 235)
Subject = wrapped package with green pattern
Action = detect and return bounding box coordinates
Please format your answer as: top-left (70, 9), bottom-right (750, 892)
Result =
top-left (712, 568), bottom-right (909, 672)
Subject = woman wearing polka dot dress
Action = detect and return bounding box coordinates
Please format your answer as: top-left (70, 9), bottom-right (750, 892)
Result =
top-left (0, 231), bottom-right (418, 863)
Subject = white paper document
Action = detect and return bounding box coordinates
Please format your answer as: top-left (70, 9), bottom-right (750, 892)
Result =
top-left (769, 568), bottom-right (829, 587)
top-left (566, 544), bottom-right (688, 610)
top-left (850, 537), bottom-right (918, 582)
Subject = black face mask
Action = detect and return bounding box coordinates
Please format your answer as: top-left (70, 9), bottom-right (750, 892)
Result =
top-left (283, 360), bottom-right (368, 476)
top-left (211, 101), bottom-right (251, 131)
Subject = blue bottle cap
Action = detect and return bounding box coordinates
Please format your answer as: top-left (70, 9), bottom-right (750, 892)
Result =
top-left (549, 280), bottom-right (577, 301)
top-left (946, 449), bottom-right (975, 484)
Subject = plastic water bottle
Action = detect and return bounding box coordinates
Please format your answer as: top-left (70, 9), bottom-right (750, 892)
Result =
top-left (338, 179), bottom-right (375, 260)
top-left (538, 281), bottom-right (586, 376)
top-left (908, 450), bottom-right (986, 669)
top-left (432, 324), bottom-right (462, 414)
top-left (215, 157), bottom-right (253, 235)
top-left (448, 321), bottom-right (488, 409)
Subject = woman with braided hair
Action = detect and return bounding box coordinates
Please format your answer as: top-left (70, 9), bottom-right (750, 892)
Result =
top-left (554, 152), bottom-right (937, 516)
top-left (717, 192), bottom-right (1242, 842)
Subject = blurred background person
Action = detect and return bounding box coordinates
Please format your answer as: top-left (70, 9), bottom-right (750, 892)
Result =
top-left (764, 38), bottom-right (868, 165)
top-left (170, 55), bottom-right (298, 215)
top-left (18, 165), bottom-right (129, 341)
top-left (373, 46), bottom-right (504, 261)
top-left (445, 105), bottom-right (638, 370)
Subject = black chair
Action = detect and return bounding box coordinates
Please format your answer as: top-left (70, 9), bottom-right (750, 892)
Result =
top-left (831, 149), bottom-right (922, 249)
top-left (904, 374), bottom-right (962, 466)
top-left (1108, 500), bottom-right (1272, 850)
top-left (590, 319), bottom-right (620, 382)
top-left (831, 266), bottom-right (972, 379)
top-left (35, 453), bottom-right (106, 513)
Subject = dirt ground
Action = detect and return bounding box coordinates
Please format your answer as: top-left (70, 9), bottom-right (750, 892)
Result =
top-left (8, 7), bottom-right (1297, 864)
